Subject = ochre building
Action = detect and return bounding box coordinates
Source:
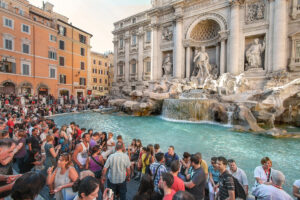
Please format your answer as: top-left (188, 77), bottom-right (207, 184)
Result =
top-left (0, 0), bottom-right (92, 98)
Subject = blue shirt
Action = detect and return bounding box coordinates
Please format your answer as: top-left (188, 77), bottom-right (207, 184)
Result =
top-left (164, 152), bottom-right (179, 168)
top-left (150, 162), bottom-right (167, 192)
top-left (208, 165), bottom-right (220, 183)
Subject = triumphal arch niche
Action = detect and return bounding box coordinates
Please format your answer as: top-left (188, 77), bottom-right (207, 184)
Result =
top-left (184, 13), bottom-right (228, 80)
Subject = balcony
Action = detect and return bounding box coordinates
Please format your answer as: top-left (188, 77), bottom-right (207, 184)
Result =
top-left (130, 73), bottom-right (137, 81)
top-left (0, 61), bottom-right (16, 74)
top-left (117, 74), bottom-right (125, 82)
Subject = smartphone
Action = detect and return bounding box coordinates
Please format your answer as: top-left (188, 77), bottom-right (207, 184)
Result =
top-left (107, 189), bottom-right (113, 199)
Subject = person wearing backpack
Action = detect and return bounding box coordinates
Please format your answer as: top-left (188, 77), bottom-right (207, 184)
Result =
top-left (216, 156), bottom-right (235, 200)
top-left (228, 159), bottom-right (248, 196)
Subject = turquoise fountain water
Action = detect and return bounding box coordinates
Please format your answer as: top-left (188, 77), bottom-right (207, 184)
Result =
top-left (52, 112), bottom-right (300, 195)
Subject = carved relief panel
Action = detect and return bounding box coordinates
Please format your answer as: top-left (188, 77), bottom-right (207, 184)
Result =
top-left (245, 0), bottom-right (266, 24)
top-left (162, 26), bottom-right (173, 41)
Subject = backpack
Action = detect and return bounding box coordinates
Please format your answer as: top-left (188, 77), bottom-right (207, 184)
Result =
top-left (232, 175), bottom-right (247, 200)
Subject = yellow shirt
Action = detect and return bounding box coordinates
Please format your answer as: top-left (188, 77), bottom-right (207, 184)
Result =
top-left (141, 153), bottom-right (151, 174)
top-left (201, 159), bottom-right (208, 175)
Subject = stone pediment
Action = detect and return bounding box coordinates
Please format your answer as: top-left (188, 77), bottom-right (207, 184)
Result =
top-left (289, 31), bottom-right (300, 38)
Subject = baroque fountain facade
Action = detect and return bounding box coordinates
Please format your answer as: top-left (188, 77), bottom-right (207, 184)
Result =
top-left (110, 0), bottom-right (300, 137)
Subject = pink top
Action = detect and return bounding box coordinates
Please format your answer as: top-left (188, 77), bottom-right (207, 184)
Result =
top-left (89, 155), bottom-right (102, 172)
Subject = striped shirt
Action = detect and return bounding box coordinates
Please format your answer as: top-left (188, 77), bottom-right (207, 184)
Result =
top-left (104, 151), bottom-right (131, 184)
top-left (218, 170), bottom-right (235, 200)
top-left (150, 162), bottom-right (167, 192)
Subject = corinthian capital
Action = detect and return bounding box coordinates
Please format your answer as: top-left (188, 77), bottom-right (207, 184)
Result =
top-left (229, 0), bottom-right (244, 7)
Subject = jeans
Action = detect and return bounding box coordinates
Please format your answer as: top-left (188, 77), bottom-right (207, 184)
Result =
top-left (107, 179), bottom-right (127, 200)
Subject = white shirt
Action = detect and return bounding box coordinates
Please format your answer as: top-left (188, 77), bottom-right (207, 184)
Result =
top-left (252, 184), bottom-right (293, 200)
top-left (254, 166), bottom-right (271, 185)
top-left (66, 126), bottom-right (73, 142)
top-left (107, 138), bottom-right (115, 151)
top-left (230, 167), bottom-right (248, 186)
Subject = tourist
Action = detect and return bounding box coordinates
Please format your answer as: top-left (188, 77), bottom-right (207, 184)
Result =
top-left (170, 160), bottom-right (185, 192)
top-left (184, 154), bottom-right (206, 200)
top-left (0, 138), bottom-right (20, 197)
top-left (130, 139), bottom-right (141, 179)
top-left (133, 174), bottom-right (155, 199)
top-left (101, 142), bottom-right (131, 200)
top-left (150, 152), bottom-right (167, 193)
top-left (40, 127), bottom-right (49, 153)
top-left (89, 132), bottom-right (100, 148)
top-left (116, 135), bottom-right (126, 152)
top-left (159, 172), bottom-right (176, 200)
top-left (106, 132), bottom-right (115, 155)
top-left (44, 135), bottom-right (61, 171)
top-left (47, 153), bottom-right (78, 200)
top-left (208, 157), bottom-right (220, 200)
top-left (14, 130), bottom-right (27, 173)
top-left (72, 176), bottom-right (99, 200)
top-left (6, 116), bottom-right (14, 138)
top-left (11, 172), bottom-right (46, 200)
top-left (72, 133), bottom-right (90, 173)
top-left (87, 145), bottom-right (104, 179)
top-left (128, 138), bottom-right (137, 160)
top-left (228, 159), bottom-right (248, 195)
top-left (140, 144), bottom-right (155, 177)
top-left (195, 152), bottom-right (208, 179)
top-left (216, 156), bottom-right (235, 200)
top-left (88, 129), bottom-right (93, 135)
top-left (252, 170), bottom-right (293, 200)
top-left (28, 128), bottom-right (41, 153)
top-left (59, 125), bottom-right (70, 152)
top-left (254, 157), bottom-right (273, 186)
top-left (293, 179), bottom-right (300, 200)
top-left (165, 146), bottom-right (179, 170)
top-left (172, 191), bottom-right (195, 200)
top-left (179, 152), bottom-right (191, 181)
top-left (154, 143), bottom-right (162, 155)
top-left (99, 132), bottom-right (107, 149)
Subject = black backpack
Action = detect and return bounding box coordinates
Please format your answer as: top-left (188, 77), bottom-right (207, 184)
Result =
top-left (232, 175), bottom-right (247, 200)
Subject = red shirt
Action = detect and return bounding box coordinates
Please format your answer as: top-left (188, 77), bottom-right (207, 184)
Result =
top-left (163, 190), bottom-right (176, 200)
top-left (7, 120), bottom-right (14, 133)
top-left (76, 128), bottom-right (82, 139)
top-left (172, 175), bottom-right (185, 192)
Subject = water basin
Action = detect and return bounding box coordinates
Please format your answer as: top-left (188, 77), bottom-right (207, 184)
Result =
top-left (52, 112), bottom-right (300, 195)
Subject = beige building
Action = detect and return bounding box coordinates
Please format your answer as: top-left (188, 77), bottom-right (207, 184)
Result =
top-left (88, 52), bottom-right (112, 96)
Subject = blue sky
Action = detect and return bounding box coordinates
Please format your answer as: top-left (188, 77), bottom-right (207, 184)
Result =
top-left (29, 0), bottom-right (151, 53)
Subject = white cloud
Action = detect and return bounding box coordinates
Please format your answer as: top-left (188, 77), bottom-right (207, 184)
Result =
top-left (29, 0), bottom-right (151, 53)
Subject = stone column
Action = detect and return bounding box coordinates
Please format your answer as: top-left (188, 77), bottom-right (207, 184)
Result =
top-left (185, 46), bottom-right (191, 78)
top-left (113, 40), bottom-right (118, 83)
top-left (273, 0), bottom-right (288, 71)
top-left (124, 34), bottom-right (130, 82)
top-left (138, 29), bottom-right (144, 82)
top-left (228, 0), bottom-right (241, 75)
top-left (267, 0), bottom-right (274, 72)
top-left (216, 44), bottom-right (220, 70)
top-left (151, 24), bottom-right (159, 80)
top-left (219, 31), bottom-right (228, 75)
top-left (174, 17), bottom-right (184, 78)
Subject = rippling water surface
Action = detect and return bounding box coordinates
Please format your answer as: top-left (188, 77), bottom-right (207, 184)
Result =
top-left (52, 112), bottom-right (300, 195)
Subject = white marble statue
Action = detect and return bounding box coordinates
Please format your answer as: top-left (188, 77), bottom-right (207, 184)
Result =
top-left (192, 46), bottom-right (210, 80)
top-left (246, 38), bottom-right (266, 70)
top-left (162, 53), bottom-right (172, 76)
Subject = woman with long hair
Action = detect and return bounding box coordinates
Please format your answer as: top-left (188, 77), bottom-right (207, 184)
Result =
top-left (47, 153), bottom-right (78, 200)
top-left (72, 176), bottom-right (100, 200)
top-left (59, 125), bottom-right (69, 153)
top-left (44, 135), bottom-right (61, 171)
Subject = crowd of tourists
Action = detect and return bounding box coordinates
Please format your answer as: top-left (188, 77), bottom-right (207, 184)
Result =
top-left (0, 95), bottom-right (299, 200)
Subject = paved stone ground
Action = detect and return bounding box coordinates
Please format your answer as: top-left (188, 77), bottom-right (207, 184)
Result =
top-left (126, 179), bottom-right (140, 200)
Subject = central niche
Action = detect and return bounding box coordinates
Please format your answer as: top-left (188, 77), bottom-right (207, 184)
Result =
top-left (190, 19), bottom-right (221, 41)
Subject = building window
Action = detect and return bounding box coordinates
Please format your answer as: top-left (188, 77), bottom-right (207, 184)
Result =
top-left (99, 61), bottom-right (102, 65)
top-left (98, 69), bottom-right (101, 74)
top-left (80, 78), bottom-right (86, 86)
top-left (59, 74), bottom-right (66, 84)
top-left (58, 25), bottom-right (66, 36)
top-left (0, 61), bottom-right (16, 73)
top-left (21, 63), bottom-right (30, 76)
top-left (99, 79), bottom-right (102, 83)
top-left (296, 41), bottom-right (300, 59)
top-left (146, 61), bottom-right (151, 73)
top-left (48, 51), bottom-right (57, 60)
top-left (131, 63), bottom-right (136, 74)
top-left (59, 40), bottom-right (65, 50)
top-left (100, 70), bottom-right (103, 75)
top-left (93, 78), bottom-right (97, 83)
top-left (105, 79), bottom-right (107, 84)
top-left (120, 22), bottom-right (123, 28)
top-left (49, 34), bottom-right (57, 42)
top-left (93, 60), bottom-right (96, 64)
top-left (80, 62), bottom-right (85, 70)
top-left (59, 57), bottom-right (64, 66)
top-left (49, 66), bottom-right (56, 78)
top-left (132, 18), bottom-right (136, 24)
top-left (146, 31), bottom-right (151, 43)
top-left (132, 35), bottom-right (137, 46)
top-left (80, 48), bottom-right (85, 56)
top-left (119, 64), bottom-right (124, 75)
top-left (21, 24), bottom-right (30, 34)
top-left (0, 1), bottom-right (8, 9)
top-left (119, 38), bottom-right (124, 48)
top-left (3, 17), bottom-right (13, 29)
top-left (19, 9), bottom-right (24, 16)
top-left (4, 38), bottom-right (13, 50)
top-left (22, 43), bottom-right (30, 54)
top-left (79, 34), bottom-right (86, 44)
top-left (105, 63), bottom-right (107, 67)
